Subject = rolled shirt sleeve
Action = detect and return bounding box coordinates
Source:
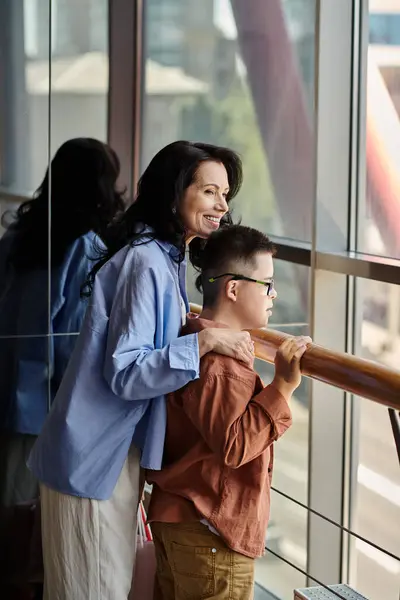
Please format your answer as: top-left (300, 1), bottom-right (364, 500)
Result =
top-left (103, 266), bottom-right (200, 401)
top-left (182, 365), bottom-right (292, 469)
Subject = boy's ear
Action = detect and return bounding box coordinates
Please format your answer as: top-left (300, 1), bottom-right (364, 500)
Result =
top-left (225, 279), bottom-right (238, 303)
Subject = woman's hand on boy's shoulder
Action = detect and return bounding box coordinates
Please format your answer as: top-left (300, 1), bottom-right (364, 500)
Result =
top-left (198, 328), bottom-right (255, 367)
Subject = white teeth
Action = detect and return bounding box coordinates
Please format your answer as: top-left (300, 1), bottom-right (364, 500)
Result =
top-left (205, 216), bottom-right (220, 223)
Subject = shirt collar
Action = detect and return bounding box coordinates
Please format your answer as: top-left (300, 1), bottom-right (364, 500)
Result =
top-left (142, 225), bottom-right (183, 259)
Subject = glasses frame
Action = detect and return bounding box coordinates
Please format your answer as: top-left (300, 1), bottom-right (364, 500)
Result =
top-left (208, 273), bottom-right (275, 296)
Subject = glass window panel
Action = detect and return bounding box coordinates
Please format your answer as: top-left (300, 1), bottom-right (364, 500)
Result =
top-left (359, 278), bottom-right (400, 370)
top-left (49, 0), bottom-right (108, 162)
top-left (358, 1), bottom-right (400, 259)
top-left (259, 360), bottom-right (309, 496)
top-left (256, 326), bottom-right (309, 510)
top-left (349, 278), bottom-right (400, 600)
top-left (142, 0), bottom-right (316, 241)
top-left (0, 1), bottom-right (50, 336)
top-left (253, 268), bottom-right (310, 509)
top-left (0, 0), bottom-right (50, 194)
top-left (256, 359), bottom-right (309, 598)
top-left (349, 402), bottom-right (400, 600)
top-left (269, 261), bottom-right (309, 330)
top-left (48, 0), bottom-right (108, 334)
top-left (0, 0), bottom-right (108, 193)
top-left (256, 492), bottom-right (307, 597)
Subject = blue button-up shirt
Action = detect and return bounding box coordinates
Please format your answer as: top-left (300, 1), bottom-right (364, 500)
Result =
top-left (28, 235), bottom-right (200, 500)
top-left (0, 230), bottom-right (98, 434)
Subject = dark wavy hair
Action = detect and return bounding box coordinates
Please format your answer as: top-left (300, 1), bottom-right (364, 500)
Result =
top-left (2, 138), bottom-right (125, 271)
top-left (84, 140), bottom-right (243, 294)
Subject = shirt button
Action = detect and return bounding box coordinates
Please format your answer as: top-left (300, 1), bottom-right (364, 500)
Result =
top-left (211, 548), bottom-right (217, 553)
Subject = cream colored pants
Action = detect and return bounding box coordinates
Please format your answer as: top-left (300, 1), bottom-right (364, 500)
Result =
top-left (40, 445), bottom-right (140, 600)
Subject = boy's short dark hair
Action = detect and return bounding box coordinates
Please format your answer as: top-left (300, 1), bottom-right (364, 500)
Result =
top-left (196, 224), bottom-right (276, 308)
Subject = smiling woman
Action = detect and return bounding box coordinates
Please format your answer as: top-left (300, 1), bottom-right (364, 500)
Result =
top-left (180, 161), bottom-right (230, 243)
top-left (82, 140), bottom-right (243, 293)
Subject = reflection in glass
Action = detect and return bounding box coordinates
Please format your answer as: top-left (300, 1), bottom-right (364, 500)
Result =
top-left (0, 217), bottom-right (49, 337)
top-left (0, 336), bottom-right (50, 506)
top-left (1, 0), bottom-right (112, 513)
top-left (0, 136), bottom-right (124, 512)
top-left (142, 0), bottom-right (316, 242)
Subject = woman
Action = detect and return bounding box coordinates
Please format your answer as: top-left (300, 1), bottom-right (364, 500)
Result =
top-left (28, 140), bottom-right (254, 600)
top-left (0, 138), bottom-right (124, 507)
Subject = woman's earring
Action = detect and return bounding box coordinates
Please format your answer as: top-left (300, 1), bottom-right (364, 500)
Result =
top-left (172, 207), bottom-right (176, 214)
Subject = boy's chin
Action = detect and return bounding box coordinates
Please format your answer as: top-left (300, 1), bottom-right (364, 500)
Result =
top-left (262, 313), bottom-right (271, 328)
top-left (248, 317), bottom-right (269, 330)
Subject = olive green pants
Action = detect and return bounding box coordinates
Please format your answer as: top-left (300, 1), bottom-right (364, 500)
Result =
top-left (152, 521), bottom-right (254, 600)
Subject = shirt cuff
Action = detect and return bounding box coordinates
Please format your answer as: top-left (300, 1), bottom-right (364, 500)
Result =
top-left (168, 333), bottom-right (200, 379)
top-left (256, 385), bottom-right (292, 423)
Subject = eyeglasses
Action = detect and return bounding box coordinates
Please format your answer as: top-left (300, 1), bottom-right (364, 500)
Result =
top-left (208, 273), bottom-right (275, 296)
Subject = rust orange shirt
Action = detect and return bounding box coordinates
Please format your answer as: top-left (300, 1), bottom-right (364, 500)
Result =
top-left (147, 316), bottom-right (292, 558)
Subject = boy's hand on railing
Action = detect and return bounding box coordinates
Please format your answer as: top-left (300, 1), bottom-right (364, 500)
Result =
top-left (272, 336), bottom-right (312, 398)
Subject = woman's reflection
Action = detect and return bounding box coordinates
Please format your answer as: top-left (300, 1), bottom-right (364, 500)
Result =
top-left (0, 138), bottom-right (125, 507)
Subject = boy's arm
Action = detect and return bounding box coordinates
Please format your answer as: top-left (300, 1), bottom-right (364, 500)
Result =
top-left (181, 368), bottom-right (292, 469)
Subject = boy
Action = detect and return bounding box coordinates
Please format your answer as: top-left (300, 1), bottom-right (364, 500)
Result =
top-left (147, 225), bottom-right (311, 600)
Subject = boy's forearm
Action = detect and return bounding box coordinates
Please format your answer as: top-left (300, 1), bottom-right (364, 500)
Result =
top-left (183, 374), bottom-right (292, 469)
top-left (222, 385), bottom-right (292, 468)
top-left (269, 377), bottom-right (296, 401)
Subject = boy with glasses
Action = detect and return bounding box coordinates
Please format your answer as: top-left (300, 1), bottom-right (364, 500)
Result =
top-left (147, 225), bottom-right (311, 600)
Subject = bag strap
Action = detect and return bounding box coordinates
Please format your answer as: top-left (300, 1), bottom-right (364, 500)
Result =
top-left (140, 502), bottom-right (153, 542)
top-left (137, 503), bottom-right (145, 547)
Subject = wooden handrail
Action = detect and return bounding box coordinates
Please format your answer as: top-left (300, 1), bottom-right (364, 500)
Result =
top-left (189, 304), bottom-right (400, 410)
